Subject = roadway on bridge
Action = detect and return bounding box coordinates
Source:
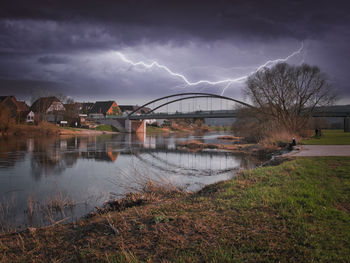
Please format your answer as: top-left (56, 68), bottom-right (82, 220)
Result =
top-left (286, 145), bottom-right (350, 156)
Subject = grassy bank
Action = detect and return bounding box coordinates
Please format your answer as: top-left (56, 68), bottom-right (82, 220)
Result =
top-left (1, 157), bottom-right (349, 262)
top-left (59, 125), bottom-right (119, 135)
top-left (208, 126), bottom-right (231, 132)
top-left (302, 129), bottom-right (350, 145)
top-left (2, 122), bottom-right (59, 136)
top-left (93, 124), bottom-right (119, 132)
top-left (1, 124), bottom-right (119, 137)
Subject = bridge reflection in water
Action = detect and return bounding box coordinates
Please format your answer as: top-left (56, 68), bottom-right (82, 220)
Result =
top-left (0, 133), bottom-right (259, 181)
top-left (0, 133), bottom-right (261, 230)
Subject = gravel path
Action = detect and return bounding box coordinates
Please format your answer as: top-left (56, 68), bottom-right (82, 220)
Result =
top-left (286, 145), bottom-right (350, 156)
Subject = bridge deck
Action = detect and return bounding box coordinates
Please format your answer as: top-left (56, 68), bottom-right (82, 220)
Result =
top-left (91, 109), bottom-right (350, 121)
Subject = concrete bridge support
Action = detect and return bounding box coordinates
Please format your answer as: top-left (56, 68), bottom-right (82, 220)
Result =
top-left (125, 119), bottom-right (146, 133)
top-left (96, 118), bottom-right (126, 132)
top-left (94, 118), bottom-right (146, 133)
top-left (345, 117), bottom-right (350, 132)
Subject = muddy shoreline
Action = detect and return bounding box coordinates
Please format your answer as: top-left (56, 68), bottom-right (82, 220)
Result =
top-left (176, 139), bottom-right (287, 158)
top-left (0, 125), bottom-right (119, 137)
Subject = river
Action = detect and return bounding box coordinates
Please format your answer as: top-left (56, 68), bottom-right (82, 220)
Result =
top-left (0, 132), bottom-right (263, 231)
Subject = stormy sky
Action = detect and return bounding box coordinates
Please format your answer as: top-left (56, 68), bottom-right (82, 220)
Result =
top-left (0, 0), bottom-right (349, 105)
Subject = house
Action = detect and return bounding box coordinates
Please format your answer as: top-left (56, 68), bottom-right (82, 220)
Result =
top-left (88, 101), bottom-right (121, 118)
top-left (119, 105), bottom-right (155, 124)
top-left (79, 102), bottom-right (94, 114)
top-left (78, 114), bottom-right (88, 125)
top-left (26, 111), bottom-right (35, 124)
top-left (0, 96), bottom-right (18, 118)
top-left (119, 105), bottom-right (151, 115)
top-left (0, 95), bottom-right (30, 120)
top-left (30, 96), bottom-right (66, 123)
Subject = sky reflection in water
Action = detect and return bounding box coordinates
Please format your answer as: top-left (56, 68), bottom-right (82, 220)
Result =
top-left (0, 132), bottom-right (260, 230)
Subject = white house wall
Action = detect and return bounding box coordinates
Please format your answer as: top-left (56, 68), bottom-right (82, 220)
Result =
top-left (46, 102), bottom-right (65, 113)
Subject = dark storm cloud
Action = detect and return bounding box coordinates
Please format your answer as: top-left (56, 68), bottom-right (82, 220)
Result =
top-left (37, 56), bottom-right (70, 65)
top-left (0, 0), bottom-right (349, 103)
top-left (0, 0), bottom-right (349, 42)
top-left (0, 78), bottom-right (72, 98)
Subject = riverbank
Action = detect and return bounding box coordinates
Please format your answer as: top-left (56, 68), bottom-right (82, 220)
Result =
top-left (1, 157), bottom-right (348, 262)
top-left (0, 123), bottom-right (119, 137)
top-left (58, 126), bottom-right (118, 135)
top-left (146, 120), bottom-right (220, 134)
top-left (176, 139), bottom-right (283, 157)
top-left (0, 123), bottom-right (60, 136)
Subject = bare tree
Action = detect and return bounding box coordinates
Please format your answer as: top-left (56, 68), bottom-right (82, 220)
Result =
top-left (244, 63), bottom-right (336, 133)
top-left (0, 104), bottom-right (12, 135)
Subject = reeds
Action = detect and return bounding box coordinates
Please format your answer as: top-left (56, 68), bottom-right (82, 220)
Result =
top-left (48, 191), bottom-right (75, 213)
top-left (112, 160), bottom-right (185, 198)
top-left (0, 191), bottom-right (76, 233)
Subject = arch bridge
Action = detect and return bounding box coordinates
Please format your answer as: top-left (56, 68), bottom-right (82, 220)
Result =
top-left (95, 92), bottom-right (350, 133)
top-left (97, 93), bottom-right (253, 132)
top-left (127, 92), bottom-right (253, 119)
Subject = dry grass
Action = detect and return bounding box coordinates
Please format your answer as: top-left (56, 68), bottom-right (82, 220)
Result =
top-left (47, 192), bottom-right (76, 213)
top-left (0, 197), bottom-right (17, 233)
top-left (169, 119), bottom-right (210, 133)
top-left (8, 122), bottom-right (59, 136)
top-left (261, 129), bottom-right (303, 146)
top-left (176, 139), bottom-right (279, 157)
top-left (176, 139), bottom-right (206, 149)
top-left (0, 191), bottom-right (76, 232)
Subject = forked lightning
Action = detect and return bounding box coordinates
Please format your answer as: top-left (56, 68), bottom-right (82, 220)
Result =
top-left (116, 43), bottom-right (304, 95)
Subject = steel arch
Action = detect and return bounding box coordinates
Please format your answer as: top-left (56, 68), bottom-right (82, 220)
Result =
top-left (127, 92), bottom-right (254, 117)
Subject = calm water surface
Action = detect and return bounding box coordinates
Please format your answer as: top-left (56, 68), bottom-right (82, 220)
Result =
top-left (0, 132), bottom-right (262, 231)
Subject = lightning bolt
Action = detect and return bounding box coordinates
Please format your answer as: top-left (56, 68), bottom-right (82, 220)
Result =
top-left (116, 42), bottom-right (304, 95)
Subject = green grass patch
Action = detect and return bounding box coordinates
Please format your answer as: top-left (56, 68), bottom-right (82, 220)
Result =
top-left (94, 124), bottom-right (118, 132)
top-left (302, 129), bottom-right (350, 145)
top-left (209, 126), bottom-right (231, 131)
top-left (60, 126), bottom-right (80, 131)
top-left (153, 157), bottom-right (350, 262)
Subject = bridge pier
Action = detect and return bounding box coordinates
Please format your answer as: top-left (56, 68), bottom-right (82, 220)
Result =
top-left (125, 119), bottom-right (146, 133)
top-left (345, 117), bottom-right (350, 132)
top-left (94, 118), bottom-right (146, 133)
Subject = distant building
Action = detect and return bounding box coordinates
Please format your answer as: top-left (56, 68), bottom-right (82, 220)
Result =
top-left (79, 102), bottom-right (94, 114)
top-left (88, 101), bottom-right (121, 118)
top-left (119, 105), bottom-right (155, 124)
top-left (30, 96), bottom-right (66, 123)
top-left (119, 105), bottom-right (151, 115)
top-left (26, 111), bottom-right (35, 124)
top-left (78, 114), bottom-right (88, 125)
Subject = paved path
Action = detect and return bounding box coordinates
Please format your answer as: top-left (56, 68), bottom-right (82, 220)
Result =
top-left (286, 145), bottom-right (350, 157)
